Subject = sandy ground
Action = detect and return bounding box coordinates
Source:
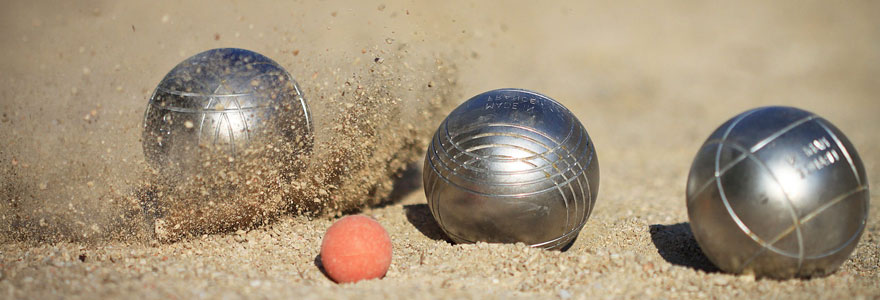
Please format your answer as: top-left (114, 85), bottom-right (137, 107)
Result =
top-left (1, 0), bottom-right (879, 299)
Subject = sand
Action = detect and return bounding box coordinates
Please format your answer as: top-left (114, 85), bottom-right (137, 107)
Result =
top-left (1, 0), bottom-right (879, 299)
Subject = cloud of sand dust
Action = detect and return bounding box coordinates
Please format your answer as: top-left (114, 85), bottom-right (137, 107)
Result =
top-left (0, 0), bottom-right (467, 243)
top-left (143, 50), bottom-right (461, 242)
top-left (1, 48), bottom-right (461, 243)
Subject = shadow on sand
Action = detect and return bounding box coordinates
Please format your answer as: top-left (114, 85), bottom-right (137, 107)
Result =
top-left (403, 204), bottom-right (452, 242)
top-left (403, 203), bottom-right (578, 251)
top-left (649, 222), bottom-right (719, 273)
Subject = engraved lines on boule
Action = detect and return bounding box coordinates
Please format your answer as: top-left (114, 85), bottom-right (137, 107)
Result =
top-left (527, 129), bottom-right (594, 249)
top-left (442, 121), bottom-right (573, 228)
top-left (693, 114), bottom-right (817, 198)
top-left (805, 120), bottom-right (869, 256)
top-left (814, 120), bottom-right (863, 187)
top-left (426, 140), bottom-right (445, 229)
top-left (143, 88), bottom-right (159, 146)
top-left (427, 103), bottom-right (593, 239)
top-left (427, 129), bottom-right (592, 245)
top-left (288, 78), bottom-right (313, 134)
top-left (443, 119), bottom-right (576, 167)
top-left (710, 113), bottom-right (808, 272)
top-left (743, 186), bottom-right (868, 266)
top-left (431, 119), bottom-right (591, 197)
top-left (427, 130), bottom-right (448, 230)
top-left (156, 89), bottom-right (251, 99)
top-left (692, 112), bottom-right (867, 274)
top-left (720, 142), bottom-right (805, 272)
top-left (438, 100), bottom-right (580, 182)
top-left (199, 83), bottom-right (237, 154)
top-left (434, 125), bottom-right (558, 183)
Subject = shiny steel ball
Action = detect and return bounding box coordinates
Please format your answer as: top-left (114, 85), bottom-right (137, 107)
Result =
top-left (686, 106), bottom-right (869, 278)
top-left (423, 88), bottom-right (599, 250)
top-left (142, 48), bottom-right (312, 175)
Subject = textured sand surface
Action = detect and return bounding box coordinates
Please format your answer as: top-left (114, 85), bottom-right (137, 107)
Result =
top-left (1, 1), bottom-right (879, 299)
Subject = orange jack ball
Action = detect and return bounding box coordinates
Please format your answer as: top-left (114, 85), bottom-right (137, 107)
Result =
top-left (320, 215), bottom-right (392, 283)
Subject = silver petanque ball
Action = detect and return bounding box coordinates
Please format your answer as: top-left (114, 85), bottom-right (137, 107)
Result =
top-left (142, 48), bottom-right (312, 175)
top-left (687, 106), bottom-right (869, 278)
top-left (424, 88), bottom-right (599, 250)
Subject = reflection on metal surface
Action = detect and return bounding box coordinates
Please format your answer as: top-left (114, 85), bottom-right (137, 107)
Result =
top-left (142, 48), bottom-right (312, 176)
top-left (424, 88), bottom-right (599, 250)
top-left (686, 106), bottom-right (869, 278)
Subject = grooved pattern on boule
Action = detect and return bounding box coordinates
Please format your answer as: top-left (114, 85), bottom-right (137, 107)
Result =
top-left (424, 88), bottom-right (599, 250)
top-left (686, 106), bottom-right (869, 279)
top-left (142, 48), bottom-right (313, 176)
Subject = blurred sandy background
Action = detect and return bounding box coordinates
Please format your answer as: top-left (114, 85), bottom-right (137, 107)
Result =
top-left (1, 0), bottom-right (879, 298)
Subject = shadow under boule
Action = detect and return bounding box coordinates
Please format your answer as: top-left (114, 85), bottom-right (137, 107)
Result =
top-left (403, 203), bottom-right (580, 251)
top-left (403, 204), bottom-right (452, 243)
top-left (649, 222), bottom-right (719, 273)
